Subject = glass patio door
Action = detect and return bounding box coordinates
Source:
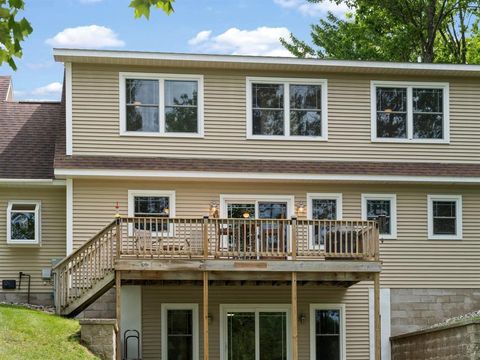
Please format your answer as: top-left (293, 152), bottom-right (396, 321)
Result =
top-left (224, 306), bottom-right (289, 360)
top-left (223, 200), bottom-right (289, 254)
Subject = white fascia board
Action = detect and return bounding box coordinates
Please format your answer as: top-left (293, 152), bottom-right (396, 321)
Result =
top-left (0, 179), bottom-right (66, 186)
top-left (52, 49), bottom-right (480, 74)
top-left (54, 168), bottom-right (480, 184)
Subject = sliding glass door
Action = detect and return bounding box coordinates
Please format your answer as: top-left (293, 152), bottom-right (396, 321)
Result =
top-left (222, 305), bottom-right (290, 360)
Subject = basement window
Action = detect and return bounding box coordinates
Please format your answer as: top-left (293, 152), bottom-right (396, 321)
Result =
top-left (7, 201), bottom-right (41, 245)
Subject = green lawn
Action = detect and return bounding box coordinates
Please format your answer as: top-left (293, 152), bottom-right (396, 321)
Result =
top-left (0, 305), bottom-right (99, 360)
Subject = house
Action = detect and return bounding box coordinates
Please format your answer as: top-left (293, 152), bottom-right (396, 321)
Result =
top-left (2, 50), bottom-right (480, 360)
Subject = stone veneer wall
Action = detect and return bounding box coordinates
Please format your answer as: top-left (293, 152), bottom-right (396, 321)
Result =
top-left (0, 292), bottom-right (53, 306)
top-left (77, 288), bottom-right (116, 319)
top-left (79, 319), bottom-right (117, 360)
top-left (390, 288), bottom-right (480, 336)
top-left (391, 319), bottom-right (480, 360)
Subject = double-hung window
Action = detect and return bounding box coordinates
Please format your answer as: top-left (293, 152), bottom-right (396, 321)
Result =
top-left (307, 193), bottom-right (343, 249)
top-left (428, 195), bottom-right (462, 240)
top-left (161, 304), bottom-right (199, 360)
top-left (7, 201), bottom-right (41, 245)
top-left (362, 194), bottom-right (397, 239)
top-left (310, 304), bottom-right (346, 360)
top-left (247, 77), bottom-right (328, 140)
top-left (371, 81), bottom-right (449, 142)
top-left (120, 73), bottom-right (204, 136)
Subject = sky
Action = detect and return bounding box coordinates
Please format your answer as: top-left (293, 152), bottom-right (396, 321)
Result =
top-left (0, 0), bottom-right (348, 101)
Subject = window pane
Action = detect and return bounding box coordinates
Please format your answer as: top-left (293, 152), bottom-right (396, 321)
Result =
top-left (167, 309), bottom-right (193, 360)
top-left (433, 201), bottom-right (456, 217)
top-left (165, 106), bottom-right (198, 133)
top-left (227, 203), bottom-right (255, 219)
top-left (312, 199), bottom-right (337, 220)
top-left (290, 84), bottom-right (321, 110)
top-left (413, 88), bottom-right (443, 113)
top-left (433, 218), bottom-right (456, 235)
top-left (126, 79), bottom-right (158, 105)
top-left (259, 312), bottom-right (287, 360)
top-left (252, 83), bottom-right (284, 109)
top-left (376, 112), bottom-right (407, 138)
top-left (316, 336), bottom-right (340, 360)
top-left (258, 202), bottom-right (288, 219)
top-left (376, 87), bottom-right (407, 112)
top-left (290, 110), bottom-right (322, 136)
top-left (366, 200), bottom-right (391, 235)
top-left (134, 196), bottom-right (169, 216)
top-left (316, 310), bottom-right (340, 335)
top-left (253, 109), bottom-right (284, 135)
top-left (126, 106), bottom-right (159, 132)
top-left (227, 312), bottom-right (255, 360)
top-left (165, 80), bottom-right (197, 106)
top-left (11, 204), bottom-right (37, 211)
top-left (413, 113), bottom-right (443, 139)
top-left (11, 212), bottom-right (35, 240)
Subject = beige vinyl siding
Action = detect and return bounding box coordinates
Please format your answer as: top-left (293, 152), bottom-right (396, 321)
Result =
top-left (73, 179), bottom-right (480, 288)
top-left (141, 284), bottom-right (369, 360)
top-left (74, 180), bottom-right (480, 288)
top-left (71, 63), bottom-right (480, 162)
top-left (0, 186), bottom-right (66, 293)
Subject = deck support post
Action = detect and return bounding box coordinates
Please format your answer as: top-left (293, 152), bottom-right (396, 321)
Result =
top-left (115, 271), bottom-right (121, 360)
top-left (203, 271), bottom-right (209, 360)
top-left (291, 272), bottom-right (298, 360)
top-left (374, 272), bottom-right (381, 360)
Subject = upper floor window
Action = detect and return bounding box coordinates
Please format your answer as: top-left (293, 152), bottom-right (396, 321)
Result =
top-left (246, 77), bottom-right (328, 140)
top-left (7, 201), bottom-right (41, 245)
top-left (371, 81), bottom-right (449, 143)
top-left (120, 73), bottom-right (204, 137)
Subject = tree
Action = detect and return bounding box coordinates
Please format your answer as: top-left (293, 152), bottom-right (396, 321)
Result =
top-left (281, 0), bottom-right (480, 63)
top-left (0, 0), bottom-right (175, 70)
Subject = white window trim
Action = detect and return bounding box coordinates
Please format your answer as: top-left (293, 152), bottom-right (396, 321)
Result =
top-left (219, 194), bottom-right (295, 218)
top-left (161, 303), bottom-right (199, 360)
top-left (246, 77), bottom-right (328, 141)
top-left (307, 193), bottom-right (343, 220)
top-left (306, 193), bottom-right (343, 250)
top-left (361, 194), bottom-right (397, 240)
top-left (7, 200), bottom-right (41, 245)
top-left (310, 303), bottom-right (346, 360)
top-left (370, 80), bottom-right (450, 143)
top-left (427, 194), bottom-right (463, 240)
top-left (119, 72), bottom-right (204, 138)
top-left (127, 190), bottom-right (176, 236)
top-left (219, 304), bottom-right (291, 360)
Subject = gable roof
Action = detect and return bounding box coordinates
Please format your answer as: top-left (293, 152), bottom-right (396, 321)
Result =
top-left (0, 98), bottom-right (64, 180)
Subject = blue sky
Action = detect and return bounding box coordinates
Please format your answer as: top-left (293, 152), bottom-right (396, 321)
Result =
top-left (0, 0), bottom-right (347, 101)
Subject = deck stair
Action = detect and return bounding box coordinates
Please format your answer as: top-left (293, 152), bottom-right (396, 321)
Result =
top-left (53, 220), bottom-right (118, 317)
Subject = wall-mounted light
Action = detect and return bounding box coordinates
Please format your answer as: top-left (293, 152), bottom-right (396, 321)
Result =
top-left (209, 201), bottom-right (219, 218)
top-left (114, 201), bottom-right (121, 218)
top-left (296, 201), bottom-right (306, 216)
top-left (208, 313), bottom-right (214, 323)
top-left (299, 313), bottom-right (306, 324)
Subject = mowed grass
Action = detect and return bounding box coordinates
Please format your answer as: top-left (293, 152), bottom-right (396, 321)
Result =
top-left (0, 305), bottom-right (99, 360)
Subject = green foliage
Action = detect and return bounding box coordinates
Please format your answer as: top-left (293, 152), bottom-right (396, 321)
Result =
top-left (282, 0), bottom-right (480, 64)
top-left (129, 0), bottom-right (175, 19)
top-left (0, 0), bottom-right (32, 70)
top-left (0, 305), bottom-right (98, 359)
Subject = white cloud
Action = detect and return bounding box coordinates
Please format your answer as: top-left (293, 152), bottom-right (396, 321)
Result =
top-left (46, 25), bottom-right (125, 48)
top-left (274, 0), bottom-right (349, 17)
top-left (188, 27), bottom-right (292, 57)
top-left (188, 30), bottom-right (212, 46)
top-left (31, 82), bottom-right (63, 96)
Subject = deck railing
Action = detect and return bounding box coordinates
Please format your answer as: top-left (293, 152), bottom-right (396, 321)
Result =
top-left (118, 217), bottom-right (380, 261)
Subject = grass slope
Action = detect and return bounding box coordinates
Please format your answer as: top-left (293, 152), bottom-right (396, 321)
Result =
top-left (0, 305), bottom-right (98, 360)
